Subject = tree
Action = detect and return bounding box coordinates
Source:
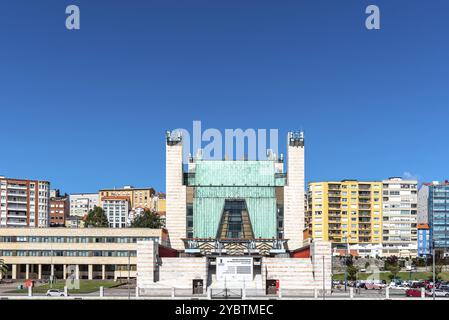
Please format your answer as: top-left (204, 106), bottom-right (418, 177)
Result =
top-left (347, 265), bottom-right (358, 281)
top-left (385, 255), bottom-right (401, 280)
top-left (84, 206), bottom-right (109, 228)
top-left (0, 259), bottom-right (7, 278)
top-left (131, 209), bottom-right (162, 228)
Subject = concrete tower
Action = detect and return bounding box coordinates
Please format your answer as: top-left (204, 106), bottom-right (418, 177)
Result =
top-left (165, 131), bottom-right (187, 250)
top-left (283, 131), bottom-right (305, 250)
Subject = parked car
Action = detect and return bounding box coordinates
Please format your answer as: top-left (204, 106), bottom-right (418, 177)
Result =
top-left (388, 283), bottom-right (409, 290)
top-left (405, 289), bottom-right (422, 297)
top-left (46, 289), bottom-right (67, 297)
top-left (438, 285), bottom-right (449, 291)
top-left (426, 289), bottom-right (449, 297)
top-left (364, 283), bottom-right (382, 290)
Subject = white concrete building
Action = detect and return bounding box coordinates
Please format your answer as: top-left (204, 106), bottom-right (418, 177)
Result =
top-left (381, 177), bottom-right (418, 257)
top-left (0, 176), bottom-right (50, 228)
top-left (101, 196), bottom-right (130, 228)
top-left (0, 228), bottom-right (165, 280)
top-left (69, 193), bottom-right (99, 218)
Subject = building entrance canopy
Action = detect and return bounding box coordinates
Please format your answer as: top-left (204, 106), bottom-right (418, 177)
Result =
top-left (182, 238), bottom-right (288, 256)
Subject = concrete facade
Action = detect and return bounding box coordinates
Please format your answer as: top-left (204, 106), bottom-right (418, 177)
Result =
top-left (165, 132), bottom-right (187, 250)
top-left (381, 178), bottom-right (418, 257)
top-left (284, 131), bottom-right (305, 250)
top-left (69, 193), bottom-right (99, 218)
top-left (0, 228), bottom-right (164, 280)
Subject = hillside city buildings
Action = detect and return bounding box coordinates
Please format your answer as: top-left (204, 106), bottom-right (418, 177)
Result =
top-left (0, 132), bottom-right (447, 294)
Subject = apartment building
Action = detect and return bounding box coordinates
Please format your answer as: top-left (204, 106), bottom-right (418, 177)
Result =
top-left (49, 197), bottom-right (69, 227)
top-left (69, 193), bottom-right (99, 218)
top-left (0, 176), bottom-right (50, 228)
top-left (0, 228), bottom-right (166, 280)
top-left (381, 178), bottom-right (418, 257)
top-left (101, 196), bottom-right (130, 228)
top-left (417, 223), bottom-right (430, 257)
top-left (427, 181), bottom-right (449, 252)
top-left (417, 184), bottom-right (430, 224)
top-left (99, 186), bottom-right (156, 211)
top-left (307, 180), bottom-right (383, 248)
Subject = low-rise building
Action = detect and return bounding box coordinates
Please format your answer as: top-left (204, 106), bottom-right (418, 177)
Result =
top-left (0, 228), bottom-right (166, 280)
top-left (69, 193), bottom-right (99, 218)
top-left (49, 196), bottom-right (69, 227)
top-left (65, 216), bottom-right (85, 228)
top-left (99, 186), bottom-right (156, 211)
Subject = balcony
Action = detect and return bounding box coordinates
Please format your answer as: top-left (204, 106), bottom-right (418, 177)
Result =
top-left (7, 184), bottom-right (27, 190)
top-left (7, 190), bottom-right (27, 196)
top-left (7, 205), bottom-right (27, 211)
top-left (7, 212), bottom-right (27, 219)
top-left (7, 197), bottom-right (28, 204)
top-left (7, 220), bottom-right (27, 226)
top-left (359, 185), bottom-right (371, 190)
top-left (328, 192), bottom-right (341, 197)
top-left (358, 191), bottom-right (371, 197)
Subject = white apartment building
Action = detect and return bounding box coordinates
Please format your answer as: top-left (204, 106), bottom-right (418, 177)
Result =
top-left (0, 176), bottom-right (50, 228)
top-left (69, 193), bottom-right (99, 218)
top-left (101, 196), bottom-right (130, 228)
top-left (381, 177), bottom-right (418, 257)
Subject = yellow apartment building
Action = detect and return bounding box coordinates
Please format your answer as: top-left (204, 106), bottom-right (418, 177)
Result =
top-left (306, 180), bottom-right (383, 245)
top-left (99, 186), bottom-right (156, 211)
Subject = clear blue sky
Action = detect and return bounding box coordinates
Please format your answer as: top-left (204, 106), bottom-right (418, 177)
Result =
top-left (0, 0), bottom-right (448, 193)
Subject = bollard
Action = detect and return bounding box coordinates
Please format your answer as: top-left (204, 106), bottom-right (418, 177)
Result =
top-left (64, 286), bottom-right (68, 297)
top-left (28, 286), bottom-right (32, 297)
top-left (314, 288), bottom-right (318, 299)
top-left (350, 287), bottom-right (354, 299)
top-left (207, 287), bottom-right (212, 300)
top-left (421, 287), bottom-right (425, 299)
top-left (135, 286), bottom-right (139, 298)
top-left (242, 288), bottom-right (246, 300)
top-left (99, 286), bottom-right (104, 297)
top-left (171, 287), bottom-right (175, 299)
top-left (278, 287), bottom-right (282, 299)
top-left (385, 287), bottom-right (390, 299)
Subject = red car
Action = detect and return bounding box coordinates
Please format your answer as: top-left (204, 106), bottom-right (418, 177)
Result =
top-left (406, 289), bottom-right (423, 297)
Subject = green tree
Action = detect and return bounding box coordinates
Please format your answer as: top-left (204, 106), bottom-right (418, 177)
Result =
top-left (347, 265), bottom-right (358, 281)
top-left (84, 206), bottom-right (109, 228)
top-left (0, 259), bottom-right (7, 278)
top-left (385, 255), bottom-right (401, 280)
top-left (131, 209), bottom-right (162, 228)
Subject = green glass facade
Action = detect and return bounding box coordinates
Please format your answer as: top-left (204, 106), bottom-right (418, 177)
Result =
top-left (186, 160), bottom-right (285, 239)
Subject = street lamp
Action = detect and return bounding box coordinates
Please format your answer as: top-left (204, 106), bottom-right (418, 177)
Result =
top-left (343, 237), bottom-right (349, 292)
top-left (432, 240), bottom-right (436, 300)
